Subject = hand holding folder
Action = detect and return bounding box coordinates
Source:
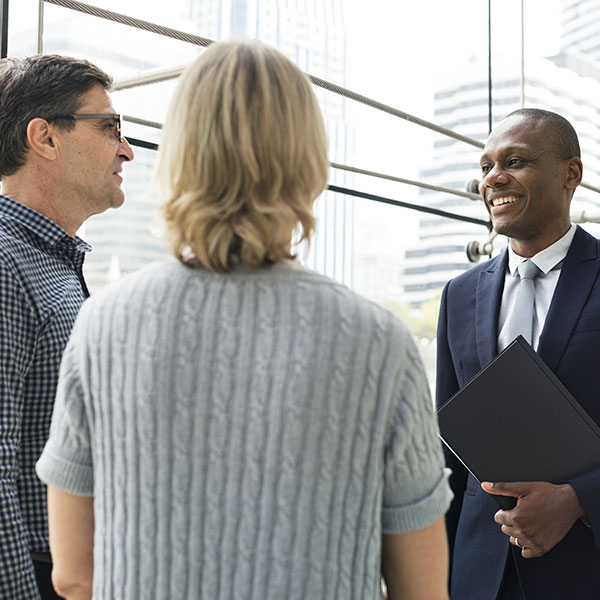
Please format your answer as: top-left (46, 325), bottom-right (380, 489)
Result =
top-left (436, 336), bottom-right (600, 511)
top-left (482, 479), bottom-right (587, 557)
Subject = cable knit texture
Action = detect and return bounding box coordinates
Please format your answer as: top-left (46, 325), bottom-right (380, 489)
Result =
top-left (37, 259), bottom-right (451, 600)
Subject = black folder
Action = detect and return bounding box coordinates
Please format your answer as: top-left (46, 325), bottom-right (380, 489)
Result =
top-left (436, 335), bottom-right (600, 510)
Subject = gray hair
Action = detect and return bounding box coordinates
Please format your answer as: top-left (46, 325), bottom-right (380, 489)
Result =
top-left (0, 54), bottom-right (112, 177)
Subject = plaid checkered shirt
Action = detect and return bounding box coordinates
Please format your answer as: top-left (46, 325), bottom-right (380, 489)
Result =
top-left (0, 195), bottom-right (90, 598)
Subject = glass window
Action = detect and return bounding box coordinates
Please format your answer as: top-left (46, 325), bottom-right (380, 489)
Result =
top-left (5, 0), bottom-right (600, 388)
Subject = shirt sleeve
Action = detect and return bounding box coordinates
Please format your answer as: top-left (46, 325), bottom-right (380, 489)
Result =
top-left (36, 307), bottom-right (93, 497)
top-left (0, 266), bottom-right (42, 599)
top-left (381, 324), bottom-right (453, 534)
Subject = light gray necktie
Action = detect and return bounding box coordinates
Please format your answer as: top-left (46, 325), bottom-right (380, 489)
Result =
top-left (506, 259), bottom-right (542, 345)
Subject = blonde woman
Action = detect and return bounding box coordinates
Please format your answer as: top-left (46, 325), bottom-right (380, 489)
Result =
top-left (36, 41), bottom-right (451, 600)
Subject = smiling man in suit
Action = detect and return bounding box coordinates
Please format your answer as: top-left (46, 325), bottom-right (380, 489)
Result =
top-left (436, 108), bottom-right (600, 600)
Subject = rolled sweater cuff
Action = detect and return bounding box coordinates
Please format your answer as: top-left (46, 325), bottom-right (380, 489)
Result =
top-left (36, 447), bottom-right (94, 497)
top-left (382, 468), bottom-right (452, 534)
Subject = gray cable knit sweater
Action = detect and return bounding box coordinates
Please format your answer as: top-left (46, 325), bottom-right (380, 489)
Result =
top-left (37, 259), bottom-right (451, 600)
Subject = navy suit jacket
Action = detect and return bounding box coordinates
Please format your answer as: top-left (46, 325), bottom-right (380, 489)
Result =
top-left (436, 226), bottom-right (600, 600)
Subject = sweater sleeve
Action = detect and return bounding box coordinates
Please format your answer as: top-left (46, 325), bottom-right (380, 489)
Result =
top-left (381, 325), bottom-right (452, 534)
top-left (36, 309), bottom-right (93, 497)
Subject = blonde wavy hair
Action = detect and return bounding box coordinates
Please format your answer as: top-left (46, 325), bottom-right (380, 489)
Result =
top-left (156, 40), bottom-right (329, 272)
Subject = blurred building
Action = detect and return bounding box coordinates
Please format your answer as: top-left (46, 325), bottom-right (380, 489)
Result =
top-left (191, 0), bottom-right (354, 285)
top-left (10, 1), bottom-right (353, 291)
top-left (560, 0), bottom-right (600, 59)
top-left (402, 4), bottom-right (600, 306)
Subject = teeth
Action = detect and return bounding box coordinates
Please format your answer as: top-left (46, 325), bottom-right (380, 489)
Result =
top-left (491, 196), bottom-right (517, 207)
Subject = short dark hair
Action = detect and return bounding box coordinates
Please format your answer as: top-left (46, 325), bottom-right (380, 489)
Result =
top-left (504, 108), bottom-right (581, 160)
top-left (0, 54), bottom-right (112, 177)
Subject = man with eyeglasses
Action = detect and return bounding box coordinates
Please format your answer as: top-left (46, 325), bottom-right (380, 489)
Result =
top-left (0, 54), bottom-right (134, 599)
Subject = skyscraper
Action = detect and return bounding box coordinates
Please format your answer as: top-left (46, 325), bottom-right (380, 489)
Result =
top-left (402, 9), bottom-right (600, 307)
top-left (560, 0), bottom-right (600, 60)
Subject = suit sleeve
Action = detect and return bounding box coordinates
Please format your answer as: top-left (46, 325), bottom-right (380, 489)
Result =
top-left (435, 280), bottom-right (468, 553)
top-left (568, 465), bottom-right (600, 547)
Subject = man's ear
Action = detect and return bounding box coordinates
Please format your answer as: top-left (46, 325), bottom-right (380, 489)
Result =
top-left (565, 156), bottom-right (583, 191)
top-left (25, 118), bottom-right (60, 161)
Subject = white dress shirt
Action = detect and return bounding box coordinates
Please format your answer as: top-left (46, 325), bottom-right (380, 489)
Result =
top-left (498, 224), bottom-right (577, 352)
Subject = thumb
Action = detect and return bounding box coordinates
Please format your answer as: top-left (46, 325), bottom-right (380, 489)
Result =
top-left (481, 481), bottom-right (529, 497)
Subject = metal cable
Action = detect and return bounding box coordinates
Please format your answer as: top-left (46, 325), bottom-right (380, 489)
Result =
top-left (331, 165), bottom-right (600, 200)
top-left (51, 0), bottom-right (600, 196)
top-left (310, 76), bottom-right (485, 149)
top-left (113, 66), bottom-right (185, 91)
top-left (116, 67), bottom-right (600, 197)
top-left (120, 127), bottom-right (482, 202)
top-left (123, 125), bottom-right (600, 203)
top-left (123, 115), bottom-right (163, 130)
top-left (126, 136), bottom-right (158, 151)
top-left (330, 162), bottom-right (480, 200)
top-left (43, 0), bottom-right (486, 150)
top-left (120, 115), bottom-right (481, 202)
top-left (328, 185), bottom-right (491, 228)
top-left (122, 138), bottom-right (486, 224)
top-left (121, 122), bottom-right (483, 202)
top-left (43, 0), bottom-right (213, 47)
top-left (125, 136), bottom-right (600, 225)
top-left (581, 182), bottom-right (600, 194)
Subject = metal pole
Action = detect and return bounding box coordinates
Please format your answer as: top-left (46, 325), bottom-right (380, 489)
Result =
top-left (0, 0), bottom-right (9, 58)
top-left (37, 0), bottom-right (44, 53)
top-left (520, 0), bottom-right (525, 106)
top-left (488, 0), bottom-right (492, 133)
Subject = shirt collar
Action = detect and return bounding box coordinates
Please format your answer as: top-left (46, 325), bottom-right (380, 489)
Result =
top-left (507, 223), bottom-right (576, 276)
top-left (0, 195), bottom-right (91, 253)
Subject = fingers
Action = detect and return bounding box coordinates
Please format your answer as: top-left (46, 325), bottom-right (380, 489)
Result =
top-left (494, 510), bottom-right (516, 526)
top-left (511, 538), bottom-right (543, 559)
top-left (497, 514), bottom-right (528, 544)
top-left (481, 481), bottom-right (530, 497)
top-left (497, 517), bottom-right (549, 558)
top-left (509, 535), bottom-right (529, 549)
top-left (522, 546), bottom-right (544, 559)
top-left (509, 535), bottom-right (543, 559)
top-left (485, 481), bottom-right (569, 559)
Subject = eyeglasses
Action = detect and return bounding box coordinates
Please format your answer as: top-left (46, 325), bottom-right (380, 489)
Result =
top-left (47, 113), bottom-right (123, 142)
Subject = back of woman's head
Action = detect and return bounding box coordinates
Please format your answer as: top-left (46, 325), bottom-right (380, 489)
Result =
top-left (157, 40), bottom-right (329, 272)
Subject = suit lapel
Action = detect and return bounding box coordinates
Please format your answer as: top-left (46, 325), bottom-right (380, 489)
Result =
top-left (538, 226), bottom-right (600, 370)
top-left (476, 251), bottom-right (507, 368)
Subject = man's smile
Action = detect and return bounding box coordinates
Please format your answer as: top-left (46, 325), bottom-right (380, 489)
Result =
top-left (489, 195), bottom-right (519, 207)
